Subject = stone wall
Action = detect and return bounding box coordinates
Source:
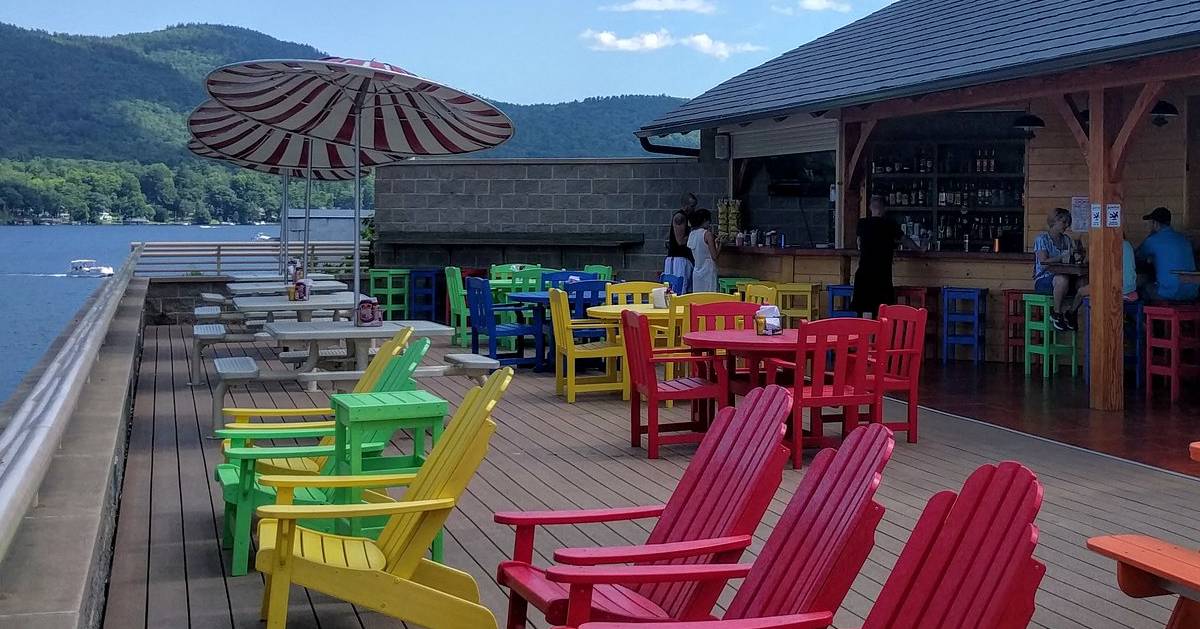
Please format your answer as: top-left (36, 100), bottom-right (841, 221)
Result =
top-left (144, 277), bottom-right (230, 325)
top-left (373, 154), bottom-right (728, 280)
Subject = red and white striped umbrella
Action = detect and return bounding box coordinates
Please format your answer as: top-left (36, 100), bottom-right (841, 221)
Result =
top-left (204, 57), bottom-right (514, 155)
top-left (204, 57), bottom-right (513, 316)
top-left (188, 100), bottom-right (405, 180)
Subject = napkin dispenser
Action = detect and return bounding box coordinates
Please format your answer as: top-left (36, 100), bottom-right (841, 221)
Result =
top-left (650, 287), bottom-right (670, 309)
top-left (754, 305), bottom-right (782, 336)
top-left (356, 297), bottom-right (383, 327)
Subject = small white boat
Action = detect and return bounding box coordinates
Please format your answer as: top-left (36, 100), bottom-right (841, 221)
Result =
top-left (68, 259), bottom-right (114, 277)
top-left (253, 232), bottom-right (275, 241)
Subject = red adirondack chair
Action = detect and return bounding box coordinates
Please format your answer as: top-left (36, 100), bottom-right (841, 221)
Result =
top-left (765, 317), bottom-right (882, 468)
top-left (870, 304), bottom-right (927, 443)
top-left (494, 385), bottom-right (792, 629)
top-left (622, 310), bottom-right (727, 459)
top-left (561, 461), bottom-right (1045, 629)
top-left (544, 424), bottom-right (895, 628)
top-left (689, 301), bottom-right (762, 398)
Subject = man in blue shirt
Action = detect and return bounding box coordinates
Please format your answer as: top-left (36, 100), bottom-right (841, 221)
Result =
top-left (1136, 207), bottom-right (1198, 302)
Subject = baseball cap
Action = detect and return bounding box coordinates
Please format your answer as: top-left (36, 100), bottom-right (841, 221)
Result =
top-left (1143, 207), bottom-right (1172, 224)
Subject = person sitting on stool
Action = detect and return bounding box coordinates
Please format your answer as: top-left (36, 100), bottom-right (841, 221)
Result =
top-left (1136, 206), bottom-right (1198, 302)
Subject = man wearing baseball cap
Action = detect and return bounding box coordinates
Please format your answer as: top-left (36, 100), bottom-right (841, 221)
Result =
top-left (1136, 207), bottom-right (1198, 301)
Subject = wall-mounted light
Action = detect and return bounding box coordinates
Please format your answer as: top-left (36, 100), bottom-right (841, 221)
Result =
top-left (1150, 100), bottom-right (1179, 127)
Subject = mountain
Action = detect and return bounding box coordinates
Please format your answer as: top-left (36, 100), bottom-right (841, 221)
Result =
top-left (0, 22), bottom-right (692, 163)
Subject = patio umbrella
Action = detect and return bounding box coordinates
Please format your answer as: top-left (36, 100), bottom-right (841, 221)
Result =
top-left (187, 99), bottom-right (405, 274)
top-left (204, 57), bottom-right (514, 321)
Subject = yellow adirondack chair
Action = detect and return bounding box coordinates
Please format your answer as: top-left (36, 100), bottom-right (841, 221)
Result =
top-left (548, 288), bottom-right (623, 402)
top-left (221, 327), bottom-right (415, 477)
top-left (254, 368), bottom-right (514, 629)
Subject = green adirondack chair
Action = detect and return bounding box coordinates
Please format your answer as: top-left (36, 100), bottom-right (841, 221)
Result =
top-left (446, 266), bottom-right (471, 347)
top-left (214, 338), bottom-right (445, 576)
top-left (584, 264), bottom-right (613, 280)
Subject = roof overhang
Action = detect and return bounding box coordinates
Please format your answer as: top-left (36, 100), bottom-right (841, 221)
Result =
top-left (637, 33), bottom-right (1200, 138)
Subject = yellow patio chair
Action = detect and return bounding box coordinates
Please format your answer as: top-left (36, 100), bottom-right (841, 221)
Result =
top-left (605, 280), bottom-right (667, 305)
top-left (254, 368), bottom-right (514, 629)
top-left (658, 292), bottom-right (740, 382)
top-left (549, 288), bottom-right (623, 402)
top-left (776, 282), bottom-right (822, 326)
top-left (744, 283), bottom-right (778, 306)
top-left (220, 327), bottom-right (414, 476)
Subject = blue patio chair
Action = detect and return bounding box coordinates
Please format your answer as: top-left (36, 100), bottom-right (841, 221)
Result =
top-left (466, 277), bottom-right (542, 367)
top-left (659, 273), bottom-right (686, 295)
top-left (540, 270), bottom-right (598, 290)
top-left (564, 279), bottom-right (612, 342)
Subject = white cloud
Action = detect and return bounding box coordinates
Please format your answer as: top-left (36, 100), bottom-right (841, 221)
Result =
top-left (602, 0), bottom-right (718, 13)
top-left (771, 0), bottom-right (852, 13)
top-left (581, 28), bottom-right (762, 59)
top-left (581, 29), bottom-right (674, 52)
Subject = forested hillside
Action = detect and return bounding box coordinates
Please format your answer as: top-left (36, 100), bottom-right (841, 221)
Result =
top-left (0, 22), bottom-right (693, 223)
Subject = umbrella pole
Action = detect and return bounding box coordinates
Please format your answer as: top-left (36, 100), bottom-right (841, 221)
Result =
top-left (303, 153), bottom-right (312, 274)
top-left (280, 173), bottom-right (290, 274)
top-left (352, 105), bottom-right (363, 323)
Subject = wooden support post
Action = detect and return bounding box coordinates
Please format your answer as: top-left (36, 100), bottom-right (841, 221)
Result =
top-left (838, 118), bottom-right (875, 248)
top-left (1087, 87), bottom-right (1126, 411)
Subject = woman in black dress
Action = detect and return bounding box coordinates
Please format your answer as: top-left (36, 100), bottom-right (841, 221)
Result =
top-left (852, 195), bottom-right (922, 317)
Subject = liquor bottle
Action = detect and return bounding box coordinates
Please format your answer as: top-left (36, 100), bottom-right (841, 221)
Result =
top-left (938, 184), bottom-right (947, 207)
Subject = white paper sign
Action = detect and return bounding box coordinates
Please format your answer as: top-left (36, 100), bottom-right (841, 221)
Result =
top-left (1090, 203), bottom-right (1102, 229)
top-left (1070, 196), bottom-right (1089, 232)
top-left (1106, 203), bottom-right (1122, 228)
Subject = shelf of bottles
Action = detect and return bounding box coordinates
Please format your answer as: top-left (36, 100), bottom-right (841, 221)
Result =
top-left (868, 140), bottom-right (1025, 252)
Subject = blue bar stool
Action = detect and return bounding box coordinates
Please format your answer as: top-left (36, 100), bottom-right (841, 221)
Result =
top-left (408, 267), bottom-right (440, 321)
top-left (827, 284), bottom-right (855, 318)
top-left (1081, 297), bottom-right (1144, 388)
top-left (942, 287), bottom-right (987, 363)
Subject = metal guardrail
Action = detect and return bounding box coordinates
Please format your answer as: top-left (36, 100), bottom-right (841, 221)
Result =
top-left (131, 241), bottom-right (368, 276)
top-left (0, 245), bottom-right (141, 560)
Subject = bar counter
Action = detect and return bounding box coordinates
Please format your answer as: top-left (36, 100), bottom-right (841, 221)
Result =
top-left (720, 245), bottom-right (1036, 362)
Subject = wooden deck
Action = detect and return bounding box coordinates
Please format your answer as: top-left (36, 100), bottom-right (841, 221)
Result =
top-left (102, 325), bottom-right (1200, 629)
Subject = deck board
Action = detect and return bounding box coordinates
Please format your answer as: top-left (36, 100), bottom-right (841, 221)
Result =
top-left (100, 325), bottom-right (1200, 629)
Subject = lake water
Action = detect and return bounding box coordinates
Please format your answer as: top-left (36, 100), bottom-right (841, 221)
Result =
top-left (0, 224), bottom-right (277, 404)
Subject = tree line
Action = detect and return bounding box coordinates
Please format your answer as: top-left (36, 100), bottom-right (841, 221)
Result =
top-left (0, 157), bottom-right (374, 224)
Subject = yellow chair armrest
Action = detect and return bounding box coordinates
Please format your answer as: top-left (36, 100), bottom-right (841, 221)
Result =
top-left (221, 420), bottom-right (337, 431)
top-left (222, 407), bottom-right (333, 421)
top-left (257, 472), bottom-right (418, 489)
top-left (568, 320), bottom-right (618, 330)
top-left (257, 497), bottom-right (455, 520)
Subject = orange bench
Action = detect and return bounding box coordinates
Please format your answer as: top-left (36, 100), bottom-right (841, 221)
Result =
top-left (1088, 534), bottom-right (1200, 628)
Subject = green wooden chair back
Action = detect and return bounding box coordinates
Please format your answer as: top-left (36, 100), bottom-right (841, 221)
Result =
top-left (584, 264), bottom-right (613, 280)
top-left (513, 267), bottom-right (548, 293)
top-left (371, 337), bottom-right (431, 393)
top-left (445, 266), bottom-right (467, 316)
top-left (490, 263), bottom-right (538, 281)
top-left (378, 368), bottom-right (514, 576)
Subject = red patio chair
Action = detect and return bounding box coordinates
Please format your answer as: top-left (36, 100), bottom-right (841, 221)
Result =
top-left (545, 424), bottom-right (895, 628)
top-left (623, 310), bottom-right (727, 459)
top-left (766, 317), bottom-right (882, 468)
top-left (689, 301), bottom-right (761, 398)
top-left (563, 461), bottom-right (1046, 629)
top-left (494, 385), bottom-right (792, 629)
top-left (870, 304), bottom-right (927, 443)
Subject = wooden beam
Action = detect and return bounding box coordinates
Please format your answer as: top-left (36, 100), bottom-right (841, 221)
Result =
top-left (1110, 81), bottom-right (1165, 181)
top-left (837, 119), bottom-right (875, 248)
top-left (841, 49), bottom-right (1200, 123)
top-left (1049, 94), bottom-right (1090, 159)
top-left (1088, 87), bottom-right (1125, 412)
top-left (847, 119), bottom-right (877, 188)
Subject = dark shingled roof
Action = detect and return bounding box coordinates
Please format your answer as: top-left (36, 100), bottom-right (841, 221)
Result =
top-left (638, 0), bottom-right (1200, 137)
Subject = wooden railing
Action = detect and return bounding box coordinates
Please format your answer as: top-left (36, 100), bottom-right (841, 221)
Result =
top-left (130, 241), bottom-right (368, 277)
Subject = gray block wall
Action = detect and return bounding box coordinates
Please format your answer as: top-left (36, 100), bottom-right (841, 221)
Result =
top-left (374, 156), bottom-right (728, 280)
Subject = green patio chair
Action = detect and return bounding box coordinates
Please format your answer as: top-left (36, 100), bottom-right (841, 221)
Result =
top-left (584, 264), bottom-right (613, 281)
top-left (446, 266), bottom-right (471, 347)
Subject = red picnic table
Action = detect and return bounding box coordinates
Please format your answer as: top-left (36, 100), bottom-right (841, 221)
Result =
top-left (1086, 442), bottom-right (1200, 628)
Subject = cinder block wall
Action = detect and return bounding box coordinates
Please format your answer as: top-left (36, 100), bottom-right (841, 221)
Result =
top-left (374, 155), bottom-right (728, 280)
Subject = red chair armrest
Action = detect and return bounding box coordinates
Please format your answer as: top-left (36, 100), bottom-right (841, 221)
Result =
top-left (494, 505), bottom-right (665, 526)
top-left (573, 613), bottom-right (835, 629)
top-left (553, 535), bottom-right (752, 566)
top-left (546, 562), bottom-right (752, 585)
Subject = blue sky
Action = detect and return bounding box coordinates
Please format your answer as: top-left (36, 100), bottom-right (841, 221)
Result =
top-left (1, 0), bottom-right (895, 104)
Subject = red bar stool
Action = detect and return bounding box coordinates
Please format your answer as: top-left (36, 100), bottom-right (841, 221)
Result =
top-left (1002, 289), bottom-right (1027, 363)
top-left (1144, 304), bottom-right (1200, 401)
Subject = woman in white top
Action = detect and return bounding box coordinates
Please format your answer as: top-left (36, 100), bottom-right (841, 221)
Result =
top-left (686, 208), bottom-right (721, 293)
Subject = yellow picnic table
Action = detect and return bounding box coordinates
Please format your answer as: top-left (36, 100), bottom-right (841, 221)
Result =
top-left (586, 303), bottom-right (671, 324)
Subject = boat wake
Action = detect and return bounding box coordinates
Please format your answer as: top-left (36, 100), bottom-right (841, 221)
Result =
top-left (0, 273), bottom-right (72, 277)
